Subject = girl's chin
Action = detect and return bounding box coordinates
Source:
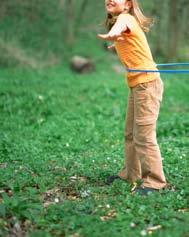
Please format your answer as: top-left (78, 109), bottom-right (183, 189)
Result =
top-left (106, 9), bottom-right (121, 15)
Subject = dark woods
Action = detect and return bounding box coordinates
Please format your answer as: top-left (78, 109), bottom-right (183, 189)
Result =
top-left (0, 0), bottom-right (188, 67)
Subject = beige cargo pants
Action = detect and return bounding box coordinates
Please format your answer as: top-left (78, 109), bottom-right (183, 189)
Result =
top-left (118, 78), bottom-right (166, 189)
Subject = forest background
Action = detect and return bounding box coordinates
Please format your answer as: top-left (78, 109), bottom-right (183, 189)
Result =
top-left (0, 0), bottom-right (189, 68)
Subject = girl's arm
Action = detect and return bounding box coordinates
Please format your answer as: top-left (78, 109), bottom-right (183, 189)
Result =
top-left (98, 14), bottom-right (128, 41)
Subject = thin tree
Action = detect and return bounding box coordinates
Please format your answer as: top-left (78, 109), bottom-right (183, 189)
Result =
top-left (168, 0), bottom-right (179, 60)
top-left (65, 0), bottom-right (74, 46)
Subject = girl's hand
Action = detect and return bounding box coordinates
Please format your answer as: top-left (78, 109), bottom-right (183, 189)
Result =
top-left (107, 43), bottom-right (115, 49)
top-left (97, 33), bottom-right (124, 41)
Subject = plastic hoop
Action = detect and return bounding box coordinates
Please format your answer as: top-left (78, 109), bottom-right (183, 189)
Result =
top-left (126, 63), bottom-right (189, 73)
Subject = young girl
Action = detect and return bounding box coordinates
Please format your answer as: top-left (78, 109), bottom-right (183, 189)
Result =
top-left (98, 0), bottom-right (166, 195)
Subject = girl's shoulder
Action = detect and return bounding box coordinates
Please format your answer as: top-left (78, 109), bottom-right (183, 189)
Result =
top-left (117, 13), bottom-right (137, 31)
top-left (117, 13), bottom-right (135, 22)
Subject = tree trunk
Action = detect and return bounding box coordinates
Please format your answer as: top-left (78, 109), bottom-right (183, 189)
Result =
top-left (65, 0), bottom-right (74, 46)
top-left (152, 0), bottom-right (167, 58)
top-left (75, 0), bottom-right (89, 29)
top-left (168, 0), bottom-right (179, 60)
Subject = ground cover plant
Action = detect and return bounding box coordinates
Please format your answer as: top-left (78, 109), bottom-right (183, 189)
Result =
top-left (0, 62), bottom-right (189, 237)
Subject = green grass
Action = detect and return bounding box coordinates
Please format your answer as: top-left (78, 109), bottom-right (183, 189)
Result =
top-left (0, 62), bottom-right (189, 237)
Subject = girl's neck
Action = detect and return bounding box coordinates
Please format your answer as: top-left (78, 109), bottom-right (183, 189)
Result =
top-left (109, 10), bottom-right (130, 17)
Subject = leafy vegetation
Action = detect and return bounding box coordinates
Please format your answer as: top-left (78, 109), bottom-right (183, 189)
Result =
top-left (0, 1), bottom-right (189, 236)
top-left (0, 62), bottom-right (189, 236)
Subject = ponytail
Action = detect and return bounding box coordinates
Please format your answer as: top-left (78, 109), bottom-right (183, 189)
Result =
top-left (131, 0), bottom-right (153, 32)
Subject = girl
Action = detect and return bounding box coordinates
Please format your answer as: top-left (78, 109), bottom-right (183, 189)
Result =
top-left (98, 0), bottom-right (167, 195)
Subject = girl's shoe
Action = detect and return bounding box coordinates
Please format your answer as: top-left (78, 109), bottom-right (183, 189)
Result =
top-left (105, 175), bottom-right (121, 185)
top-left (133, 186), bottom-right (159, 195)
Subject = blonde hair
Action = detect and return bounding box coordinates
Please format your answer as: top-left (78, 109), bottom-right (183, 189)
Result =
top-left (105, 0), bottom-right (153, 32)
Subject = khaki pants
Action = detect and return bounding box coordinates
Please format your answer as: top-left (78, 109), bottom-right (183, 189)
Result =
top-left (118, 78), bottom-right (166, 189)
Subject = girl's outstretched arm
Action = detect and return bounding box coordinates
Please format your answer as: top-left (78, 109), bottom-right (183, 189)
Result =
top-left (97, 14), bottom-right (128, 41)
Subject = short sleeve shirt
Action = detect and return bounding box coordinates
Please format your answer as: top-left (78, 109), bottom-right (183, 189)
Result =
top-left (115, 13), bottom-right (159, 87)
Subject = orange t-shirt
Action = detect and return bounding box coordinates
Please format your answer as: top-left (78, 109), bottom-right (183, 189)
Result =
top-left (115, 13), bottom-right (159, 87)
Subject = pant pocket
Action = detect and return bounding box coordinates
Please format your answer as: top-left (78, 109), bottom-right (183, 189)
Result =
top-left (135, 85), bottom-right (160, 125)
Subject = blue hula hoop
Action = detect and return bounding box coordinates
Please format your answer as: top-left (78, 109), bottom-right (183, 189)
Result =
top-left (126, 63), bottom-right (189, 73)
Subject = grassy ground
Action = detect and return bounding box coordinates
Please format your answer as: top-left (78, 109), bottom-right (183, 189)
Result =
top-left (0, 62), bottom-right (189, 237)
